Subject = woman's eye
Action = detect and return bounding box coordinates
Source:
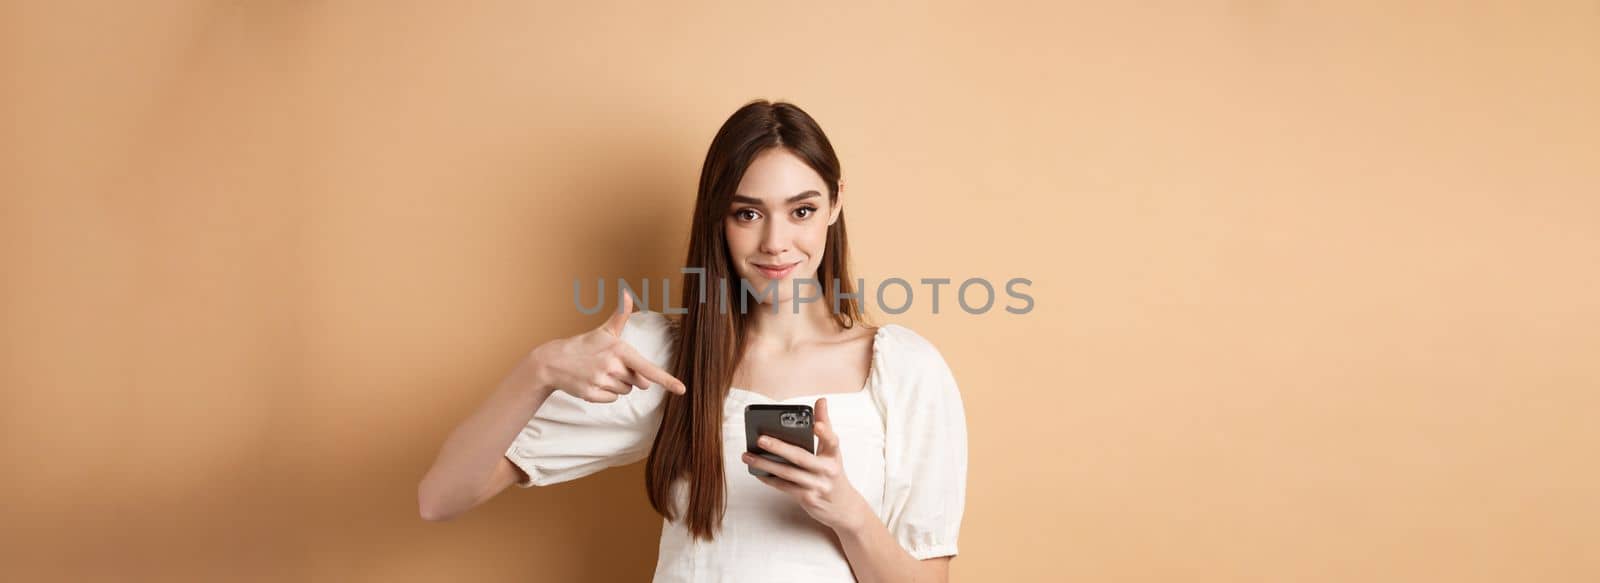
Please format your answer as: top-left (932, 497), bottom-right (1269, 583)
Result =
top-left (735, 208), bottom-right (761, 221)
top-left (793, 206), bottom-right (816, 219)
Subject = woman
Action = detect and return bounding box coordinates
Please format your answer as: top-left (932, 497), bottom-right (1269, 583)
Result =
top-left (418, 100), bottom-right (968, 582)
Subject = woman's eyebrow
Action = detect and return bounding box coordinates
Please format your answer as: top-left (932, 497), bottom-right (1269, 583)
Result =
top-left (731, 190), bottom-right (821, 205)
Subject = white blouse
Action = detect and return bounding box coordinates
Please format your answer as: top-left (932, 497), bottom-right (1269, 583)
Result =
top-left (504, 311), bottom-right (968, 582)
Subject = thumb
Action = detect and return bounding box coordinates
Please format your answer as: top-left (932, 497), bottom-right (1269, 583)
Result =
top-left (602, 292), bottom-right (634, 336)
top-left (813, 397), bottom-right (840, 454)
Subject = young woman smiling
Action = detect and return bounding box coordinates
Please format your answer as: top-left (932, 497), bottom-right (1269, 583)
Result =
top-left (418, 100), bottom-right (968, 582)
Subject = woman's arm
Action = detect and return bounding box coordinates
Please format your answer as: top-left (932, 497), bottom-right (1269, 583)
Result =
top-left (417, 355), bottom-right (556, 521)
top-left (418, 298), bottom-right (686, 521)
top-left (836, 513), bottom-right (951, 583)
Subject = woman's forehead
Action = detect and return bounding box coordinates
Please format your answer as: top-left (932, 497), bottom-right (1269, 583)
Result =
top-left (734, 149), bottom-right (827, 202)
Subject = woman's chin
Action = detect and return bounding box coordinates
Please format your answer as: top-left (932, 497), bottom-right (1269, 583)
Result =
top-left (736, 274), bottom-right (773, 289)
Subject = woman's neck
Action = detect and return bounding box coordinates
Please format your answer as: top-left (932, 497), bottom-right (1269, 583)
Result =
top-left (743, 297), bottom-right (840, 352)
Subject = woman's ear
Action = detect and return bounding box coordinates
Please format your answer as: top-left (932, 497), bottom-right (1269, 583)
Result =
top-left (829, 180), bottom-right (845, 225)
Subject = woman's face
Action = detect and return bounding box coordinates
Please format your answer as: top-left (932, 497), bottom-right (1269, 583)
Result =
top-left (724, 148), bottom-right (842, 304)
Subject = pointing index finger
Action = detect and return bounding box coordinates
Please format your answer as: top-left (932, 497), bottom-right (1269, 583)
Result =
top-left (617, 344), bottom-right (686, 395)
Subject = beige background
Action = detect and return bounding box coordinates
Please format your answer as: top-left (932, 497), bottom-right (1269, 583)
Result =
top-left (4, 1), bottom-right (1598, 581)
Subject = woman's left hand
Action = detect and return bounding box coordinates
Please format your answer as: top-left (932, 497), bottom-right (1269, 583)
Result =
top-left (742, 397), bottom-right (871, 533)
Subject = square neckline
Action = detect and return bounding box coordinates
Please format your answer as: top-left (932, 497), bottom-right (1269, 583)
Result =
top-left (726, 324), bottom-right (890, 403)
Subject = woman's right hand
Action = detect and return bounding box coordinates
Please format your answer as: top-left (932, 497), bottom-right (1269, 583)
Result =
top-left (528, 293), bottom-right (686, 403)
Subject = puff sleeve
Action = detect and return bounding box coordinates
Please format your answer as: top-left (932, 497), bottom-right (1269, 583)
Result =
top-left (877, 326), bottom-right (969, 559)
top-left (503, 310), bottom-right (675, 487)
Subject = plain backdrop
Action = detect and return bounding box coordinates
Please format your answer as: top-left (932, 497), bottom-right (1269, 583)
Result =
top-left (3, 1), bottom-right (1598, 581)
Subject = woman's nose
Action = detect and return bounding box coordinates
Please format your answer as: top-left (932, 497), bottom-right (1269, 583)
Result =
top-left (759, 222), bottom-right (789, 256)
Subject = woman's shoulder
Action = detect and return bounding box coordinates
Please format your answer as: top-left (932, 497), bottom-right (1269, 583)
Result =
top-left (868, 322), bottom-right (965, 417)
top-left (620, 310), bottom-right (679, 365)
top-left (873, 322), bottom-right (943, 361)
top-left (870, 322), bottom-right (957, 382)
top-left (622, 309), bottom-right (677, 333)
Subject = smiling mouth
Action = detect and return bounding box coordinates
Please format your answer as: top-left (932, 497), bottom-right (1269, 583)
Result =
top-left (753, 261), bottom-right (800, 279)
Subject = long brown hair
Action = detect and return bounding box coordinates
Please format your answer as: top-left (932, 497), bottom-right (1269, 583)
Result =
top-left (644, 99), bottom-right (864, 540)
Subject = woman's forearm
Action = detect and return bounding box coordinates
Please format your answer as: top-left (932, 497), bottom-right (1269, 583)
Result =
top-left (835, 508), bottom-right (950, 583)
top-left (417, 352), bottom-right (555, 520)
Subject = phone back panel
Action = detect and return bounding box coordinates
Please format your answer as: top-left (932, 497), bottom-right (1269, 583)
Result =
top-left (743, 404), bottom-right (814, 477)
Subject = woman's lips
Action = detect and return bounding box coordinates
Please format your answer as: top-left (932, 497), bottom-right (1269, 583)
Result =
top-left (754, 261), bottom-right (799, 280)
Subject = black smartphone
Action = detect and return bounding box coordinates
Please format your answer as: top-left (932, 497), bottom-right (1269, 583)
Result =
top-left (744, 404), bottom-right (814, 477)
